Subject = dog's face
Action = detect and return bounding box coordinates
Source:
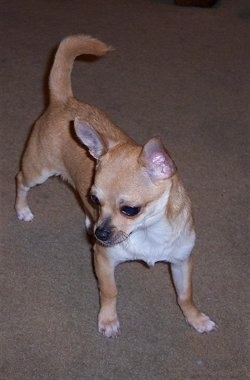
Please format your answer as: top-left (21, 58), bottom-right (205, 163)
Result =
top-left (90, 145), bottom-right (173, 246)
top-left (75, 118), bottom-right (176, 246)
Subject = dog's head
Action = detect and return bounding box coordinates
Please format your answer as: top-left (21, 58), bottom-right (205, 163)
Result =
top-left (75, 118), bottom-right (176, 246)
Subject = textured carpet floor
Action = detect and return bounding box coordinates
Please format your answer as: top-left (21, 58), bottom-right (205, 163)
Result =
top-left (0, 0), bottom-right (249, 379)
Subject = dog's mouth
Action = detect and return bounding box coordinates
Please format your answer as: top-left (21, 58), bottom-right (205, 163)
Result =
top-left (95, 230), bottom-right (130, 247)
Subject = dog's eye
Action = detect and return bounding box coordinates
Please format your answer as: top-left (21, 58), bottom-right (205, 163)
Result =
top-left (120, 205), bottom-right (141, 217)
top-left (90, 194), bottom-right (100, 205)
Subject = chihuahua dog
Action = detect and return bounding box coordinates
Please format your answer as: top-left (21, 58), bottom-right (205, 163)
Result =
top-left (16, 35), bottom-right (216, 337)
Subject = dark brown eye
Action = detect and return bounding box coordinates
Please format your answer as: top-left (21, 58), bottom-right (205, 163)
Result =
top-left (120, 205), bottom-right (141, 217)
top-left (90, 194), bottom-right (100, 205)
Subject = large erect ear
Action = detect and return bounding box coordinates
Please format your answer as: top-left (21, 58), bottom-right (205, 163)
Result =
top-left (74, 117), bottom-right (107, 159)
top-left (139, 137), bottom-right (176, 182)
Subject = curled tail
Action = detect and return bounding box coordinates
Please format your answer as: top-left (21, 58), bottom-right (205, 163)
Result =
top-left (49, 34), bottom-right (113, 103)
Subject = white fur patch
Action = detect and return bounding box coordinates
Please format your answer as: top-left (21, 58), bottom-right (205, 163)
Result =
top-left (17, 207), bottom-right (34, 222)
top-left (189, 313), bottom-right (217, 333)
top-left (108, 217), bottom-right (195, 266)
top-left (30, 169), bottom-right (60, 187)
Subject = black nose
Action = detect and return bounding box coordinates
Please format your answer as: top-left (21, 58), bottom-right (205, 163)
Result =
top-left (95, 226), bottom-right (112, 242)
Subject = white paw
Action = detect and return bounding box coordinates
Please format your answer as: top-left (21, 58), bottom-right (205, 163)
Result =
top-left (17, 207), bottom-right (34, 222)
top-left (190, 313), bottom-right (217, 333)
top-left (98, 318), bottom-right (120, 338)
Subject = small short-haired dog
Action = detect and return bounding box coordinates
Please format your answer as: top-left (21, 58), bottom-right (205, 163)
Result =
top-left (16, 35), bottom-right (216, 337)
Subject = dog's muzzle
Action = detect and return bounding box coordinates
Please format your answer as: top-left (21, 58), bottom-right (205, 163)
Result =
top-left (94, 220), bottom-right (129, 247)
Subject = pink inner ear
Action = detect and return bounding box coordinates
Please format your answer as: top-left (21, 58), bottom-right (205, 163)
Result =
top-left (145, 140), bottom-right (176, 178)
top-left (152, 152), bottom-right (165, 165)
top-left (140, 137), bottom-right (177, 180)
top-left (152, 153), bottom-right (172, 175)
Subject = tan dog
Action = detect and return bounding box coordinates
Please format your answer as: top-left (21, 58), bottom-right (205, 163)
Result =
top-left (15, 35), bottom-right (216, 337)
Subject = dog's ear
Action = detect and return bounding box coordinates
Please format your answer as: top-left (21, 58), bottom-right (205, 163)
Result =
top-left (139, 137), bottom-right (176, 182)
top-left (74, 118), bottom-right (108, 159)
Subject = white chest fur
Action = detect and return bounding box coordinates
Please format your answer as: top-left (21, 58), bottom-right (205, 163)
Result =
top-left (108, 216), bottom-right (195, 267)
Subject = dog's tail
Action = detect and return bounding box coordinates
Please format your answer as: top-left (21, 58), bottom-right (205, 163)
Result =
top-left (49, 34), bottom-right (113, 103)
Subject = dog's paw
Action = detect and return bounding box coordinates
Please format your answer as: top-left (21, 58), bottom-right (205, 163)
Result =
top-left (188, 313), bottom-right (217, 333)
top-left (17, 207), bottom-right (34, 222)
top-left (98, 317), bottom-right (120, 338)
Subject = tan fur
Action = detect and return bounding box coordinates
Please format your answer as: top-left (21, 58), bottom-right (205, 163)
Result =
top-left (16, 35), bottom-right (216, 337)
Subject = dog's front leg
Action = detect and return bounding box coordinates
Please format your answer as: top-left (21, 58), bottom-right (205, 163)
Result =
top-left (171, 257), bottom-right (216, 333)
top-left (94, 245), bottom-right (120, 338)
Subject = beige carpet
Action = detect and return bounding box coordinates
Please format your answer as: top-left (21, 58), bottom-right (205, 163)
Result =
top-left (1, 0), bottom-right (249, 379)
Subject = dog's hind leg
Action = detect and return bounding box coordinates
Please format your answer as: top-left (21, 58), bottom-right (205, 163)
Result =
top-left (15, 168), bottom-right (54, 221)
